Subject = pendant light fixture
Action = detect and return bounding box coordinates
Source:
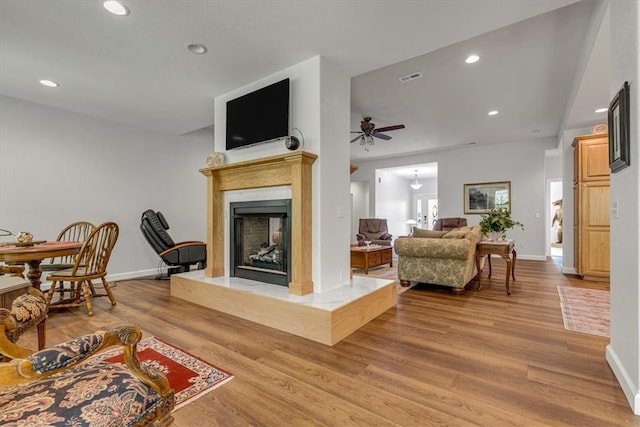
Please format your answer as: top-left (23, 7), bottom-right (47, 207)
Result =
top-left (410, 170), bottom-right (423, 190)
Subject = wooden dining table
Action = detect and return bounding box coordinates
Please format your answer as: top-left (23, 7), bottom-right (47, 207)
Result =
top-left (0, 241), bottom-right (82, 290)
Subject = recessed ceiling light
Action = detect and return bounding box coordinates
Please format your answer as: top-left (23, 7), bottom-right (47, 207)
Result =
top-left (595, 107), bottom-right (608, 113)
top-left (488, 110), bottom-right (499, 116)
top-left (465, 54), bottom-right (480, 64)
top-left (186, 43), bottom-right (208, 54)
top-left (103, 1), bottom-right (130, 16)
top-left (39, 79), bottom-right (59, 88)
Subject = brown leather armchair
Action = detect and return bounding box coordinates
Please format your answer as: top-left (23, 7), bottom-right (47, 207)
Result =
top-left (433, 217), bottom-right (468, 232)
top-left (356, 218), bottom-right (393, 246)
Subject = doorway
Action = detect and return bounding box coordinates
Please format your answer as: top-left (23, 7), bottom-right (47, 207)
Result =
top-left (549, 180), bottom-right (563, 258)
top-left (414, 193), bottom-right (438, 230)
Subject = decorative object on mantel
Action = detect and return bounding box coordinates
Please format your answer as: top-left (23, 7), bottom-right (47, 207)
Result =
top-left (479, 208), bottom-right (524, 241)
top-left (592, 123), bottom-right (608, 134)
top-left (206, 152), bottom-right (225, 167)
top-left (285, 127), bottom-right (304, 151)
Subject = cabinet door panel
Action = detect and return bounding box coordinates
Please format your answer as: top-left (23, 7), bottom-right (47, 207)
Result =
top-left (583, 183), bottom-right (610, 227)
top-left (573, 134), bottom-right (610, 280)
top-left (581, 138), bottom-right (610, 181)
top-left (583, 230), bottom-right (610, 276)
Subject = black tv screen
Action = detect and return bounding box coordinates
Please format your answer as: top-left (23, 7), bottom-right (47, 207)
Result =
top-left (226, 78), bottom-right (290, 150)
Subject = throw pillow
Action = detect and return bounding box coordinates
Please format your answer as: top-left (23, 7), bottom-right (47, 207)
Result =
top-left (443, 230), bottom-right (468, 239)
top-left (412, 228), bottom-right (447, 238)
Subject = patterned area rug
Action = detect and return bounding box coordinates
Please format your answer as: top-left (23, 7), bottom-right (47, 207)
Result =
top-left (557, 286), bottom-right (610, 337)
top-left (94, 336), bottom-right (234, 410)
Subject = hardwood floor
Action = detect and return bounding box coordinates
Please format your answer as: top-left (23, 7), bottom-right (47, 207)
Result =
top-left (21, 257), bottom-right (640, 426)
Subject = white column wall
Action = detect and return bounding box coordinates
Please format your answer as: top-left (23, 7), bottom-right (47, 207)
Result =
top-left (213, 55), bottom-right (351, 292)
top-left (606, 0), bottom-right (640, 415)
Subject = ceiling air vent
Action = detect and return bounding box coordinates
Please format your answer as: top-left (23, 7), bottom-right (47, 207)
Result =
top-left (399, 72), bottom-right (423, 83)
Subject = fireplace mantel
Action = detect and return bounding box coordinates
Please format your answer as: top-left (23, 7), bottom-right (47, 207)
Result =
top-left (199, 151), bottom-right (317, 295)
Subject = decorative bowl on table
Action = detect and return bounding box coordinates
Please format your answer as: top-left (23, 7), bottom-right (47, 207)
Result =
top-left (15, 232), bottom-right (34, 243)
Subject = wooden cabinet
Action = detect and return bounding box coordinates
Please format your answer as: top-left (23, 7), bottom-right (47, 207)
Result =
top-left (573, 134), bottom-right (610, 281)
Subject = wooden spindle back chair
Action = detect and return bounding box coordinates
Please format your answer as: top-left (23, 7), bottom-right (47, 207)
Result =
top-left (45, 222), bottom-right (119, 316)
top-left (42, 221), bottom-right (95, 272)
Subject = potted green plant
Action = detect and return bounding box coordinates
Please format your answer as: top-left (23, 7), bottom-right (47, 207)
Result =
top-left (479, 208), bottom-right (524, 241)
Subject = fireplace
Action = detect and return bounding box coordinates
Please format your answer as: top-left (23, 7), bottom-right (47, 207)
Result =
top-left (230, 199), bottom-right (291, 286)
top-left (171, 152), bottom-right (397, 345)
top-left (199, 151), bottom-right (316, 295)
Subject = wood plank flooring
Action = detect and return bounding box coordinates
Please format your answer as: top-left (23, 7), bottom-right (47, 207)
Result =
top-left (20, 257), bottom-right (640, 426)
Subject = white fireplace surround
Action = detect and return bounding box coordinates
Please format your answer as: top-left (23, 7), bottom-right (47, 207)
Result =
top-left (224, 186), bottom-right (292, 277)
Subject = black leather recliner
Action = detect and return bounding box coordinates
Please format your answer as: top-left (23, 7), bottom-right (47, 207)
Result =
top-left (140, 210), bottom-right (206, 279)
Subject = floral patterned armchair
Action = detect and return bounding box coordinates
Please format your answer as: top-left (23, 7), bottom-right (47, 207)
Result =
top-left (0, 325), bottom-right (175, 426)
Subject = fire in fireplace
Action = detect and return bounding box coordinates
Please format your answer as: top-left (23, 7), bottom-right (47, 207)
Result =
top-left (230, 199), bottom-right (292, 286)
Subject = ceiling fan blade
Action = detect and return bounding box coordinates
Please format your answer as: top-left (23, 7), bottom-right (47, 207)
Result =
top-left (350, 131), bottom-right (363, 133)
top-left (374, 133), bottom-right (392, 141)
top-left (350, 135), bottom-right (363, 143)
top-left (374, 124), bottom-right (405, 133)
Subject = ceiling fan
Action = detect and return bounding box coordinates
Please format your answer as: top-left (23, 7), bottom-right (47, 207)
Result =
top-left (350, 116), bottom-right (405, 148)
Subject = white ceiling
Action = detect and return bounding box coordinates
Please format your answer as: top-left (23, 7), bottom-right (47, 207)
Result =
top-left (0, 1), bottom-right (608, 163)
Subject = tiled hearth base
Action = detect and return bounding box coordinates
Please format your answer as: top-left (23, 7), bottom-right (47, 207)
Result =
top-left (170, 271), bottom-right (396, 345)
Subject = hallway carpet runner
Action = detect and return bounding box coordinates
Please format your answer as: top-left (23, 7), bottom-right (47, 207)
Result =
top-left (94, 336), bottom-right (234, 410)
top-left (557, 286), bottom-right (609, 337)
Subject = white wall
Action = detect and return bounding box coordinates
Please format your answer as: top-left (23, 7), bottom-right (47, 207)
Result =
top-left (351, 139), bottom-right (556, 260)
top-left (0, 95), bottom-right (212, 280)
top-left (375, 170), bottom-right (412, 239)
top-left (606, 0), bottom-right (640, 415)
top-left (213, 56), bottom-right (351, 292)
top-left (559, 126), bottom-right (592, 273)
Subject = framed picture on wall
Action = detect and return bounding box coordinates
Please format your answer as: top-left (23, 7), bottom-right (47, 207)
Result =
top-left (609, 81), bottom-right (630, 173)
top-left (464, 181), bottom-right (511, 214)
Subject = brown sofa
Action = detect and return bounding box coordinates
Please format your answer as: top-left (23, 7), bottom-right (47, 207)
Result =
top-left (394, 226), bottom-right (482, 294)
top-left (433, 217), bottom-right (468, 231)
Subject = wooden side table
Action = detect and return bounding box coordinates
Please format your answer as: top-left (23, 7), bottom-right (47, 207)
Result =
top-left (476, 240), bottom-right (517, 295)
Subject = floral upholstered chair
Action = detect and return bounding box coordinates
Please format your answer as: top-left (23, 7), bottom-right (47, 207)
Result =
top-left (0, 267), bottom-right (48, 356)
top-left (0, 325), bottom-right (175, 426)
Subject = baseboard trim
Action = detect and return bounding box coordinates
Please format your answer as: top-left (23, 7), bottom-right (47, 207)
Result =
top-left (606, 344), bottom-right (640, 414)
top-left (515, 254), bottom-right (546, 261)
top-left (561, 266), bottom-right (578, 275)
top-left (108, 269), bottom-right (159, 282)
top-left (39, 268), bottom-right (160, 289)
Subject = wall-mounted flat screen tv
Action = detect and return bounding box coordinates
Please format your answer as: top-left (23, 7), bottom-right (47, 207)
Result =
top-left (226, 78), bottom-right (290, 150)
